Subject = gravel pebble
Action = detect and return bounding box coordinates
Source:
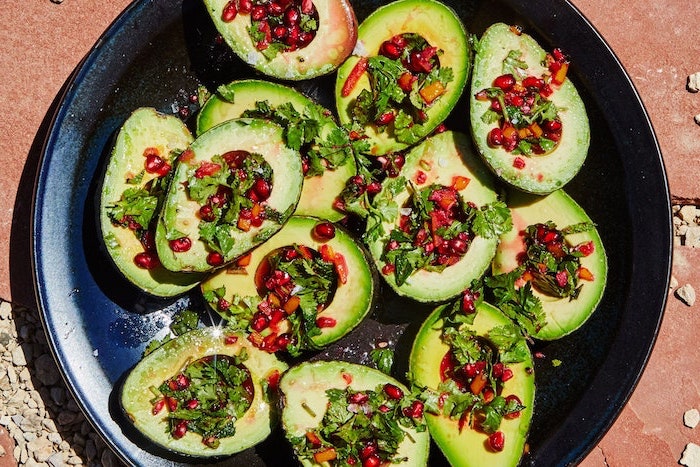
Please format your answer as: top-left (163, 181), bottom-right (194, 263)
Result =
top-left (676, 284), bottom-right (697, 307)
top-left (685, 408), bottom-right (700, 429)
top-left (681, 443), bottom-right (700, 467)
top-left (0, 300), bottom-right (126, 466)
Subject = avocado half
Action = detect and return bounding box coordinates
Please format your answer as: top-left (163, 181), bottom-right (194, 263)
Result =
top-left (409, 302), bottom-right (535, 467)
top-left (469, 23), bottom-right (590, 194)
top-left (98, 107), bottom-right (203, 297)
top-left (335, 0), bottom-right (469, 156)
top-left (492, 189), bottom-right (608, 340)
top-left (279, 360), bottom-right (430, 466)
top-left (201, 215), bottom-right (376, 349)
top-left (366, 131), bottom-right (502, 303)
top-left (120, 327), bottom-right (288, 458)
top-left (197, 79), bottom-right (356, 222)
top-left (203, 0), bottom-right (357, 80)
top-left (156, 118), bottom-right (303, 273)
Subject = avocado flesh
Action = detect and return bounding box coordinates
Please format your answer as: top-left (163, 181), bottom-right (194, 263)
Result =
top-left (469, 23), bottom-right (590, 194)
top-left (409, 302), bottom-right (535, 467)
top-left (196, 79), bottom-right (356, 222)
top-left (335, 0), bottom-right (469, 156)
top-left (157, 118), bottom-right (303, 273)
top-left (279, 360), bottom-right (430, 466)
top-left (492, 189), bottom-right (608, 340)
top-left (203, 0), bottom-right (357, 80)
top-left (98, 107), bottom-right (203, 296)
top-left (200, 215), bottom-right (376, 349)
top-left (120, 327), bottom-right (288, 458)
top-left (366, 131), bottom-right (501, 302)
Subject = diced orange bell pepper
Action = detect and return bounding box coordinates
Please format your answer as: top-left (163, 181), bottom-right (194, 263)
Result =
top-left (305, 431), bottom-right (322, 447)
top-left (419, 81), bottom-right (446, 104)
top-left (470, 372), bottom-right (488, 395)
top-left (283, 295), bottom-right (301, 314)
top-left (551, 61), bottom-right (569, 86)
top-left (235, 253), bottom-right (252, 267)
top-left (313, 447), bottom-right (337, 463)
top-left (452, 175), bottom-right (470, 190)
top-left (577, 266), bottom-right (595, 281)
top-left (529, 122), bottom-right (543, 138)
top-left (237, 217), bottom-right (251, 232)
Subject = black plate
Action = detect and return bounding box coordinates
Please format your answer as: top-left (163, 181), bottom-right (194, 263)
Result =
top-left (32, 0), bottom-right (671, 465)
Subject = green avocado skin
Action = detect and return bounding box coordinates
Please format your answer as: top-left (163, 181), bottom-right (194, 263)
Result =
top-left (156, 118), bottom-right (303, 273)
top-left (98, 107), bottom-right (202, 297)
top-left (279, 360), bottom-right (430, 466)
top-left (409, 302), bottom-right (535, 467)
top-left (469, 23), bottom-right (590, 194)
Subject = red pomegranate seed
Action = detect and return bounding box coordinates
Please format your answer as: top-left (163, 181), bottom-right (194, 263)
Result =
top-left (348, 392), bottom-right (369, 404)
top-left (576, 241), bottom-right (595, 256)
top-left (360, 443), bottom-right (377, 460)
top-left (206, 251), bottom-right (224, 266)
top-left (415, 170), bottom-right (427, 184)
top-left (151, 399), bottom-right (165, 415)
top-left (224, 334), bottom-right (238, 345)
top-left (380, 41), bottom-right (402, 59)
top-left (173, 421), bottom-right (188, 439)
top-left (273, 25), bottom-right (287, 39)
top-left (166, 396), bottom-right (178, 412)
top-left (403, 400), bottom-right (424, 418)
top-left (253, 178), bottom-right (272, 200)
top-left (367, 181), bottom-right (382, 195)
top-left (493, 74), bottom-right (516, 91)
top-left (488, 431), bottom-right (505, 451)
top-left (199, 204), bottom-right (216, 222)
top-left (523, 75), bottom-right (543, 90)
top-left (267, 1), bottom-right (284, 15)
top-left (383, 383), bottom-right (404, 400)
top-left (169, 237), bottom-right (192, 252)
top-left (543, 119), bottom-right (562, 132)
top-left (488, 127), bottom-right (504, 146)
top-left (238, 0), bottom-right (252, 13)
top-left (300, 0), bottom-right (313, 14)
top-left (134, 252), bottom-right (160, 269)
top-left (513, 157), bottom-right (526, 169)
top-left (313, 221), bottom-right (336, 240)
top-left (382, 263), bottom-right (395, 275)
top-left (251, 5), bottom-right (267, 20)
top-left (251, 314), bottom-right (269, 332)
top-left (144, 153), bottom-right (166, 174)
top-left (284, 7), bottom-right (300, 25)
top-left (218, 298), bottom-right (230, 310)
top-left (316, 316), bottom-right (337, 328)
top-left (221, 0), bottom-right (237, 21)
top-left (140, 230), bottom-right (156, 252)
top-left (501, 368), bottom-right (514, 382)
top-left (362, 455), bottom-right (380, 467)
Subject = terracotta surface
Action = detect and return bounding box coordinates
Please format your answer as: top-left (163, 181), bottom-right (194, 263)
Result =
top-left (1, 0), bottom-right (699, 466)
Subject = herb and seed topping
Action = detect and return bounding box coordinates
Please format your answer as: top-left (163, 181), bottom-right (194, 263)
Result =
top-left (291, 383), bottom-right (426, 465)
top-left (150, 352), bottom-right (254, 449)
top-left (344, 33), bottom-right (454, 146)
top-left (475, 42), bottom-right (571, 162)
top-left (106, 146), bottom-right (177, 270)
top-left (221, 0), bottom-right (320, 59)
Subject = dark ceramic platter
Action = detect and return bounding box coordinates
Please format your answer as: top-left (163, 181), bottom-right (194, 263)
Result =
top-left (32, 0), bottom-right (671, 465)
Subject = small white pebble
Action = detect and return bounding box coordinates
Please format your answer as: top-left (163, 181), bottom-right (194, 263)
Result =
top-left (689, 72), bottom-right (700, 93)
top-left (694, 114), bottom-right (700, 126)
top-left (92, 349), bottom-right (99, 357)
top-left (670, 275), bottom-right (679, 290)
top-left (680, 442), bottom-right (700, 467)
top-left (676, 284), bottom-right (697, 306)
top-left (684, 408), bottom-right (700, 428)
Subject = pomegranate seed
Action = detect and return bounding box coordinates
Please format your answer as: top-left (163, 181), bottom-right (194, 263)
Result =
top-left (224, 334), bottom-right (238, 345)
top-left (488, 431), bottom-right (505, 452)
top-left (151, 398), bottom-right (165, 415)
top-left (415, 170), bottom-right (427, 184)
top-left (375, 111), bottom-right (395, 126)
top-left (493, 74), bottom-right (516, 91)
top-left (367, 181), bottom-right (382, 195)
top-left (134, 252), bottom-right (160, 269)
top-left (380, 41), bottom-right (402, 59)
top-left (313, 221), bottom-right (336, 240)
top-left (543, 119), bottom-right (562, 132)
top-left (300, 0), bottom-right (314, 14)
top-left (275, 334), bottom-right (292, 349)
top-left (523, 75), bottom-right (543, 89)
top-left (383, 383), bottom-right (404, 400)
top-left (218, 297), bottom-right (230, 310)
top-left (251, 314), bottom-right (269, 332)
top-left (144, 153), bottom-right (166, 174)
top-left (267, 1), bottom-right (284, 15)
top-left (172, 420), bottom-right (188, 439)
top-left (284, 7), bottom-right (300, 25)
top-left (348, 392), bottom-right (369, 404)
top-left (140, 230), bottom-right (156, 252)
top-left (488, 127), bottom-right (504, 146)
top-left (492, 362), bottom-right (504, 378)
top-left (316, 316), bottom-right (336, 328)
top-left (166, 396), bottom-right (178, 412)
top-left (221, 0), bottom-right (237, 21)
top-left (362, 455), bottom-right (380, 467)
top-left (403, 400), bottom-right (424, 418)
top-left (238, 0), bottom-right (252, 14)
top-left (199, 204), bottom-right (216, 222)
top-left (207, 251), bottom-right (224, 267)
top-left (285, 24), bottom-right (301, 46)
top-left (501, 368), bottom-right (514, 382)
top-left (360, 443), bottom-right (377, 460)
top-left (273, 25), bottom-right (287, 39)
top-left (169, 237), bottom-right (192, 252)
top-left (253, 178), bottom-right (272, 200)
top-left (513, 157), bottom-right (526, 169)
top-left (251, 5), bottom-right (267, 20)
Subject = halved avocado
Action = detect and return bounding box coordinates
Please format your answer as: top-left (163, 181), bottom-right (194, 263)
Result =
top-left (99, 107), bottom-right (203, 297)
top-left (157, 118), bottom-right (303, 273)
top-left (409, 302), bottom-right (535, 467)
top-left (335, 0), bottom-right (469, 155)
top-left (120, 327), bottom-right (288, 458)
top-left (200, 215), bottom-right (376, 351)
top-left (279, 360), bottom-right (430, 466)
top-left (366, 131), bottom-right (505, 302)
top-left (197, 79), bottom-right (357, 222)
top-left (492, 189), bottom-right (607, 340)
top-left (469, 23), bottom-right (590, 194)
top-left (203, 0), bottom-right (357, 80)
